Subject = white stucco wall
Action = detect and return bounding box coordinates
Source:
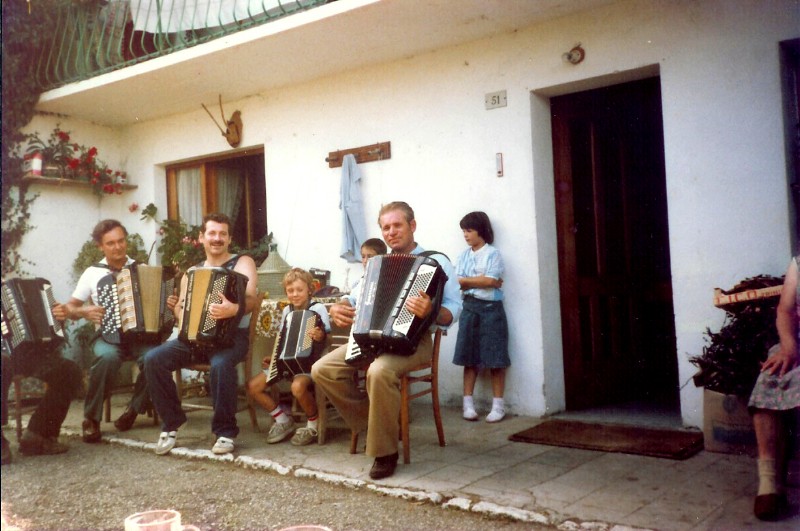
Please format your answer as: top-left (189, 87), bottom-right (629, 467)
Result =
top-left (19, 0), bottom-right (799, 427)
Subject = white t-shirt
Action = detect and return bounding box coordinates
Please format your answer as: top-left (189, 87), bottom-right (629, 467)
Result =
top-left (71, 256), bottom-right (136, 304)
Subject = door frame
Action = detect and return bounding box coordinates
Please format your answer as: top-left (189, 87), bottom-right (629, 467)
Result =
top-left (529, 65), bottom-right (668, 416)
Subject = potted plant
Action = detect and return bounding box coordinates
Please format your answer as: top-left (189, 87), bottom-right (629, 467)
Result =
top-left (24, 125), bottom-right (128, 196)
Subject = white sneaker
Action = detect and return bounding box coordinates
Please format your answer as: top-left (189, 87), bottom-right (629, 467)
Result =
top-left (486, 407), bottom-right (505, 423)
top-left (212, 436), bottom-right (235, 454)
top-left (267, 419), bottom-right (296, 444)
top-left (155, 431), bottom-right (177, 455)
top-left (463, 406), bottom-right (479, 421)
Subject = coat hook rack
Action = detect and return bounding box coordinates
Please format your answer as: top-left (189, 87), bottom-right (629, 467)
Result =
top-left (326, 141), bottom-right (391, 168)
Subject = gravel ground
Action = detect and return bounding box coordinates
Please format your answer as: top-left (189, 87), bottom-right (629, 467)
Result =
top-left (1, 436), bottom-right (549, 531)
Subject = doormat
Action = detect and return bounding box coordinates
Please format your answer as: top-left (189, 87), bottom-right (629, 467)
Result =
top-left (509, 419), bottom-right (704, 460)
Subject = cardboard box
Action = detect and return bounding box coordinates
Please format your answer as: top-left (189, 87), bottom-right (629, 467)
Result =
top-left (703, 388), bottom-right (756, 455)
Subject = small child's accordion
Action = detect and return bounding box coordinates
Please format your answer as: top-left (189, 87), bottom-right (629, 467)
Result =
top-left (266, 309), bottom-right (324, 384)
top-left (178, 266), bottom-right (248, 349)
top-left (97, 264), bottom-right (176, 345)
top-left (1, 278), bottom-right (65, 361)
top-left (348, 253), bottom-right (447, 365)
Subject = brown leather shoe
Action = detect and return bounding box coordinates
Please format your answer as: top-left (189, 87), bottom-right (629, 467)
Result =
top-left (114, 407), bottom-right (138, 432)
top-left (82, 418), bottom-right (102, 443)
top-left (369, 452), bottom-right (398, 480)
top-left (754, 493), bottom-right (788, 521)
top-left (19, 430), bottom-right (68, 456)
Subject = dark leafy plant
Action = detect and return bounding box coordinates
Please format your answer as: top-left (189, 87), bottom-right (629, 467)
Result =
top-left (690, 275), bottom-right (784, 396)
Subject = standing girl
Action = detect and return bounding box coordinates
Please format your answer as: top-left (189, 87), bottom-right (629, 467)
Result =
top-left (454, 211), bottom-right (510, 422)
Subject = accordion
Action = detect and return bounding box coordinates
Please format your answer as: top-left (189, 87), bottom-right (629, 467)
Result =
top-left (97, 264), bottom-right (176, 345)
top-left (266, 309), bottom-right (324, 384)
top-left (1, 278), bottom-right (65, 361)
top-left (348, 253), bottom-right (447, 365)
top-left (178, 266), bottom-right (248, 349)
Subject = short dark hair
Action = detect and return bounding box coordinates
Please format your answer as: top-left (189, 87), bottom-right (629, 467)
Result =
top-left (377, 201), bottom-right (414, 225)
top-left (459, 211), bottom-right (494, 244)
top-left (201, 212), bottom-right (232, 233)
top-left (92, 219), bottom-right (127, 244)
top-left (361, 238), bottom-right (387, 256)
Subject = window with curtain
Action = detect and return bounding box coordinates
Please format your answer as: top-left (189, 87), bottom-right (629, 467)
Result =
top-left (166, 150), bottom-right (266, 249)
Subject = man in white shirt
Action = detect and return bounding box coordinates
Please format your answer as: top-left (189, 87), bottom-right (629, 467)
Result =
top-left (53, 219), bottom-right (154, 443)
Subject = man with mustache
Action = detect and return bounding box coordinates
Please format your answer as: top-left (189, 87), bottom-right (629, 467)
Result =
top-left (144, 213), bottom-right (257, 456)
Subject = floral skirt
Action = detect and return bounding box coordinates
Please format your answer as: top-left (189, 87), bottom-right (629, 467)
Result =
top-left (748, 345), bottom-right (800, 411)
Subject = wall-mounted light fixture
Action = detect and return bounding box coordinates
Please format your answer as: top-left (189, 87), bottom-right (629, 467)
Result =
top-left (562, 44), bottom-right (585, 65)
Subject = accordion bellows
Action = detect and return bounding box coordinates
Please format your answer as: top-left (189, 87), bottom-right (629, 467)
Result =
top-left (348, 253), bottom-right (446, 365)
top-left (178, 266), bottom-right (248, 348)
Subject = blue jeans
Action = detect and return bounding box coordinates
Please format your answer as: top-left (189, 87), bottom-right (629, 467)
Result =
top-left (84, 339), bottom-right (149, 422)
top-left (144, 329), bottom-right (248, 438)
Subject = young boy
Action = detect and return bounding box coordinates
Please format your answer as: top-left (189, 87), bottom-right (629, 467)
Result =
top-left (247, 268), bottom-right (331, 445)
top-left (347, 238), bottom-right (387, 297)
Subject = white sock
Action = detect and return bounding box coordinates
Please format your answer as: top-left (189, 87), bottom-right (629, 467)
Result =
top-left (758, 458), bottom-right (778, 496)
top-left (307, 415), bottom-right (319, 431)
top-left (463, 396), bottom-right (475, 410)
top-left (271, 407), bottom-right (291, 424)
top-left (491, 397), bottom-right (505, 411)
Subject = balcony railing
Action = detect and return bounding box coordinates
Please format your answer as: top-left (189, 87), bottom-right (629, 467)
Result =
top-left (34, 0), bottom-right (329, 92)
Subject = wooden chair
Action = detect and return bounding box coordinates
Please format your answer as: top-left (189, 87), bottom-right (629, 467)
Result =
top-left (315, 315), bottom-right (355, 445)
top-left (102, 361), bottom-right (158, 425)
top-left (322, 327), bottom-right (446, 464)
top-left (174, 292), bottom-right (262, 421)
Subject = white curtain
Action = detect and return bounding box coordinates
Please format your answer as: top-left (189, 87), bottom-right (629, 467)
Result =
top-left (176, 167), bottom-right (202, 225)
top-left (216, 167), bottom-right (244, 225)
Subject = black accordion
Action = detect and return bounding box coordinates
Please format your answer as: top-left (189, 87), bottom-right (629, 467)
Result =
top-left (348, 253), bottom-right (447, 365)
top-left (97, 264), bottom-right (176, 345)
top-left (1, 278), bottom-right (65, 361)
top-left (178, 266), bottom-right (248, 349)
top-left (266, 309), bottom-right (324, 384)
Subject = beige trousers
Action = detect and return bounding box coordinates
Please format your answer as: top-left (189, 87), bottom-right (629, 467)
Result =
top-left (311, 333), bottom-right (433, 458)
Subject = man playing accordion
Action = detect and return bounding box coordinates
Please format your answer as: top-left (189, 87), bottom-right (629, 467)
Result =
top-left (52, 219), bottom-right (158, 443)
top-left (144, 212), bottom-right (258, 456)
top-left (312, 201), bottom-right (462, 479)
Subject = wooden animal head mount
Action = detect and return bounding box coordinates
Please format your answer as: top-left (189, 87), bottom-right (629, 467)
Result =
top-left (202, 95), bottom-right (242, 147)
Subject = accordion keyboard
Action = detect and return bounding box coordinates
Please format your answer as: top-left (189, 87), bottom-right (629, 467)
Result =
top-left (1, 284), bottom-right (25, 348)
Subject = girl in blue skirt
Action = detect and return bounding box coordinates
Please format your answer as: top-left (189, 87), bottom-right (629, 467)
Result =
top-left (453, 211), bottom-right (510, 422)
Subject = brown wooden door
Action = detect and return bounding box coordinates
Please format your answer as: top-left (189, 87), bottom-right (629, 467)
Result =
top-left (551, 77), bottom-right (678, 411)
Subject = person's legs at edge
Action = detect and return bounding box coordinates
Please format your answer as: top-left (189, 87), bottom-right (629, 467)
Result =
top-left (18, 356), bottom-right (82, 456)
top-left (753, 409), bottom-right (787, 520)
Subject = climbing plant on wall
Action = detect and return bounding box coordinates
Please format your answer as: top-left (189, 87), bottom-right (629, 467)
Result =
top-left (1, 0), bottom-right (59, 275)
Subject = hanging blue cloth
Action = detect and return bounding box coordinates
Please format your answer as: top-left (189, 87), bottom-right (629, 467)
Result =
top-left (340, 154), bottom-right (367, 263)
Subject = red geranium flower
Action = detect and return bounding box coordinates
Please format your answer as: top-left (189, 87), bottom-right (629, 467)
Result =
top-left (57, 131), bottom-right (70, 143)
top-left (67, 158), bottom-right (80, 170)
